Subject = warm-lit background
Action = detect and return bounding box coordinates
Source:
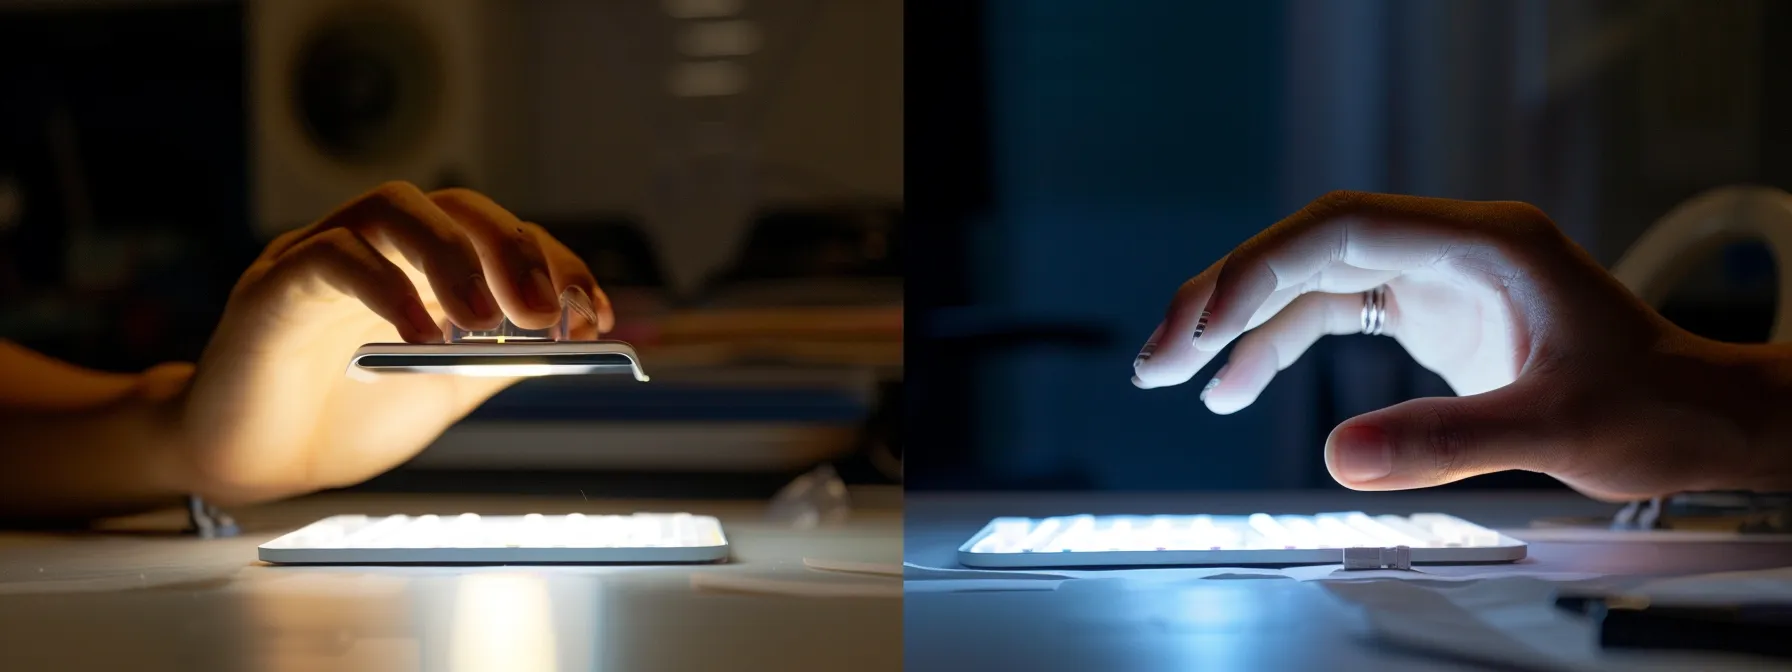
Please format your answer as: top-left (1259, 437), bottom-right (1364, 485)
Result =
top-left (0, 0), bottom-right (903, 497)
top-left (908, 0), bottom-right (1787, 491)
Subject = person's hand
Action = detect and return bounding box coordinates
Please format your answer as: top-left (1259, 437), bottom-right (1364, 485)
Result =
top-left (175, 183), bottom-right (614, 504)
top-left (1131, 191), bottom-right (1792, 501)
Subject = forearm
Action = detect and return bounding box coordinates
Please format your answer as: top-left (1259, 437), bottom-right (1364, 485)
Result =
top-left (0, 347), bottom-right (200, 522)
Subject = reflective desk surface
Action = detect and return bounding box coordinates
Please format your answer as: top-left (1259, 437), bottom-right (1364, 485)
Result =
top-left (0, 488), bottom-right (903, 672)
top-left (904, 490), bottom-right (1792, 672)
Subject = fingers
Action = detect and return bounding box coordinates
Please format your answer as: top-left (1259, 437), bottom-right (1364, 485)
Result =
top-left (1194, 191), bottom-right (1536, 354)
top-left (1200, 291), bottom-right (1381, 414)
top-left (1134, 265), bottom-right (1395, 389)
top-left (519, 222), bottom-right (615, 338)
top-left (254, 228), bottom-right (441, 343)
top-left (279, 181), bottom-right (502, 331)
top-left (428, 189), bottom-right (564, 329)
top-left (262, 182), bottom-right (613, 337)
top-left (1132, 257), bottom-right (1226, 388)
top-left (1324, 376), bottom-right (1566, 490)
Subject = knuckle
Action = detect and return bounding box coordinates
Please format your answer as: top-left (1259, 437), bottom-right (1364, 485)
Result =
top-left (1490, 201), bottom-right (1560, 240)
top-left (265, 227), bottom-right (308, 255)
top-left (1308, 190), bottom-right (1368, 218)
top-left (499, 225), bottom-right (545, 259)
top-left (369, 180), bottom-right (423, 204)
top-left (518, 221), bottom-right (551, 239)
top-left (1419, 406), bottom-right (1471, 481)
top-left (342, 181), bottom-right (426, 223)
top-left (1172, 275), bottom-right (1211, 311)
top-left (296, 227), bottom-right (359, 256)
top-left (428, 187), bottom-right (483, 205)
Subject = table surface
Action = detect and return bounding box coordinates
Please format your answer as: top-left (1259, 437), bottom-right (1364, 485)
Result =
top-left (903, 490), bottom-right (1792, 672)
top-left (0, 488), bottom-right (902, 672)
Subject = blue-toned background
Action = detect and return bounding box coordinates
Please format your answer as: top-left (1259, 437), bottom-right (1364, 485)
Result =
top-left (908, 0), bottom-right (1790, 491)
top-left (975, 0), bottom-right (1289, 489)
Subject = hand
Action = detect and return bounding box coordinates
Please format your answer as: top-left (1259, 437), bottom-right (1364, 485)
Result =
top-left (175, 183), bottom-right (614, 504)
top-left (1131, 191), bottom-right (1792, 501)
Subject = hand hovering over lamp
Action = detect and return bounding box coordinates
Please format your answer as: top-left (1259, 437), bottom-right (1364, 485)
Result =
top-left (0, 183), bottom-right (614, 522)
top-left (1132, 190), bottom-right (1792, 501)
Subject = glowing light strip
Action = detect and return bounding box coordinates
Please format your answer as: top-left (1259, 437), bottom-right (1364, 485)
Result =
top-left (978, 514), bottom-right (1510, 554)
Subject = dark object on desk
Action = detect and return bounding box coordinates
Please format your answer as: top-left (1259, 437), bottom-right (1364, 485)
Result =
top-left (716, 204), bottom-right (901, 282)
top-left (697, 204), bottom-right (903, 308)
top-left (185, 495), bottom-right (238, 539)
top-left (1611, 492), bottom-right (1792, 532)
top-left (1556, 594), bottom-right (1792, 660)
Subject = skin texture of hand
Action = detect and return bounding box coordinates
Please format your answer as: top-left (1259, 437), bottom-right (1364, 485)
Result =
top-left (177, 183), bottom-right (615, 505)
top-left (1132, 191), bottom-right (1792, 501)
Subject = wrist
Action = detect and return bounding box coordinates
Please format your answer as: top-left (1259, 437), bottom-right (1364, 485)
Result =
top-left (1709, 340), bottom-right (1792, 492)
top-left (133, 362), bottom-right (204, 497)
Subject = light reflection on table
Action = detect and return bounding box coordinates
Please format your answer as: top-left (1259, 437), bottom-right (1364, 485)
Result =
top-left (0, 492), bottom-right (901, 672)
top-left (905, 490), bottom-right (1792, 672)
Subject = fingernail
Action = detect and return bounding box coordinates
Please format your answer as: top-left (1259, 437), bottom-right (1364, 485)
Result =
top-left (1200, 363), bottom-right (1229, 401)
top-left (1192, 310), bottom-right (1211, 342)
top-left (467, 274), bottom-right (499, 319)
top-left (1134, 342), bottom-right (1157, 370)
top-left (1333, 425), bottom-right (1394, 483)
top-left (562, 286), bottom-right (598, 325)
top-left (526, 269), bottom-right (556, 311)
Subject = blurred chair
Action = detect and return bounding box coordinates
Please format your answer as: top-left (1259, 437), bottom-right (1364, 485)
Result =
top-left (1613, 185), bottom-right (1792, 343)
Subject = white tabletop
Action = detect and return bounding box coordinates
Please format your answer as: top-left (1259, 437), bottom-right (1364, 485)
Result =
top-left (903, 490), bottom-right (1792, 672)
top-left (0, 489), bottom-right (902, 672)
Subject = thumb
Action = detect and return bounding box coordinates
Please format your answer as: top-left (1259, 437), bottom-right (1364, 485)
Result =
top-left (1325, 377), bottom-right (1569, 490)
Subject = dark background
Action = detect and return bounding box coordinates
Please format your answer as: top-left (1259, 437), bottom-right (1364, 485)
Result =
top-left (907, 0), bottom-right (1788, 492)
top-left (0, 3), bottom-right (254, 371)
top-left (0, 0), bottom-right (902, 498)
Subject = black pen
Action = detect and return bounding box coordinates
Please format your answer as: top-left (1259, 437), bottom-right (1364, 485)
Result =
top-left (1555, 593), bottom-right (1792, 660)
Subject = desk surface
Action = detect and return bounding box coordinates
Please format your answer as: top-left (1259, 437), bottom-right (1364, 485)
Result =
top-left (0, 489), bottom-right (902, 672)
top-left (904, 490), bottom-right (1792, 672)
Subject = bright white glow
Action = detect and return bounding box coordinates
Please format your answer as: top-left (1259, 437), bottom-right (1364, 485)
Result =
top-left (667, 61), bottom-right (748, 97)
top-left (260, 513), bottom-right (729, 564)
top-left (277, 513), bottom-right (721, 549)
top-left (969, 513), bottom-right (1508, 555)
top-left (663, 0), bottom-right (741, 19)
top-left (451, 574), bottom-right (557, 672)
top-left (678, 20), bottom-right (761, 56)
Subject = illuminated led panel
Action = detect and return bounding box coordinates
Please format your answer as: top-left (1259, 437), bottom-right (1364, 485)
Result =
top-left (259, 513), bottom-right (729, 564)
top-left (956, 512), bottom-right (1525, 568)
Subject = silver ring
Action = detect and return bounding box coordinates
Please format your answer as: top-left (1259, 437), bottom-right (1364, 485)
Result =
top-left (1361, 286), bottom-right (1388, 336)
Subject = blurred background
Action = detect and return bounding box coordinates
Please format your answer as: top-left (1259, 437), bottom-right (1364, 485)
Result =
top-left (0, 0), bottom-right (901, 499)
top-left (908, 0), bottom-right (1789, 491)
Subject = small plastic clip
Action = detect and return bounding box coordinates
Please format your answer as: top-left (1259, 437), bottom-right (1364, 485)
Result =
top-left (1611, 497), bottom-right (1664, 530)
top-left (186, 495), bottom-right (239, 539)
top-left (1341, 545), bottom-right (1412, 570)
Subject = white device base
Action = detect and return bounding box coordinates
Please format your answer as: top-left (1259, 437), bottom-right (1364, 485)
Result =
top-left (259, 513), bottom-right (728, 565)
top-left (956, 512), bottom-right (1527, 569)
top-left (347, 341), bottom-right (649, 381)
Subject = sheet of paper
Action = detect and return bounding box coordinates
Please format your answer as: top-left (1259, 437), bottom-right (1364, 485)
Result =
top-left (1625, 566), bottom-right (1792, 605)
top-left (903, 579), bottom-right (1064, 594)
top-left (803, 558), bottom-right (903, 577)
top-left (1502, 527), bottom-right (1792, 543)
top-left (900, 561), bottom-right (1600, 584)
top-left (689, 573), bottom-right (900, 598)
